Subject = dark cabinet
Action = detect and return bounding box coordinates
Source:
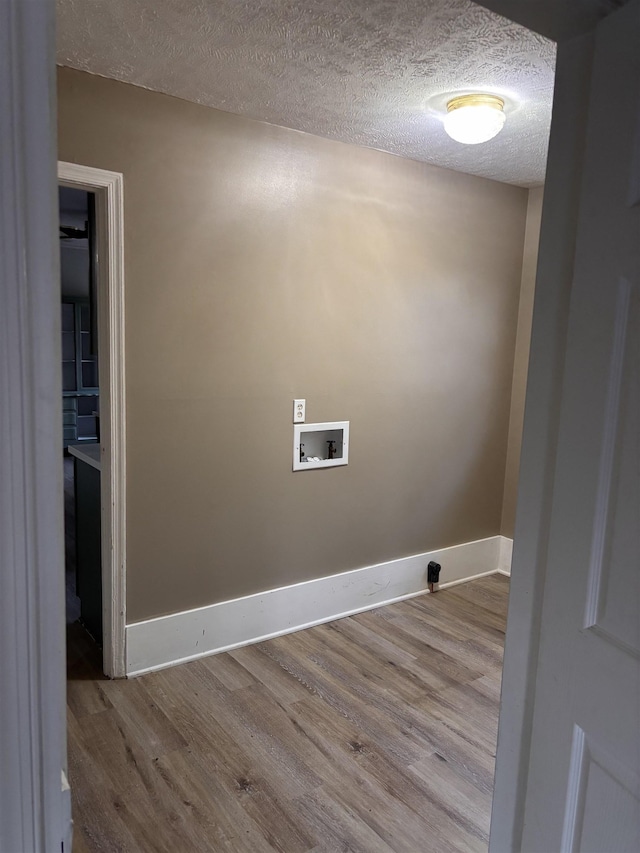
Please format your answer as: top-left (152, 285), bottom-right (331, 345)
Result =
top-left (74, 456), bottom-right (103, 644)
top-left (61, 299), bottom-right (99, 449)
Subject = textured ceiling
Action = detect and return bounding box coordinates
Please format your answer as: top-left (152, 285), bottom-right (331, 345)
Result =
top-left (56, 0), bottom-right (556, 187)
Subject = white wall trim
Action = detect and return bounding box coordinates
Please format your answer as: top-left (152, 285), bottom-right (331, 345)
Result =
top-left (58, 162), bottom-right (127, 679)
top-left (127, 535), bottom-right (506, 676)
top-left (0, 1), bottom-right (69, 849)
top-left (498, 536), bottom-right (514, 576)
top-left (439, 568), bottom-right (503, 589)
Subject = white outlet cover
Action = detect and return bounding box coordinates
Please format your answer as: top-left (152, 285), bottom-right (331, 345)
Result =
top-left (293, 399), bottom-right (306, 423)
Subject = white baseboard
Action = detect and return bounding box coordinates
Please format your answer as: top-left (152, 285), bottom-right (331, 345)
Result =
top-left (498, 536), bottom-right (514, 575)
top-left (126, 535), bottom-right (511, 676)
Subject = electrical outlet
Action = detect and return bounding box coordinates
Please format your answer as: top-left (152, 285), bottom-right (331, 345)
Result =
top-left (293, 399), bottom-right (306, 423)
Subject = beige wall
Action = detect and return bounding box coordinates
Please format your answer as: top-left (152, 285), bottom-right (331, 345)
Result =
top-left (501, 186), bottom-right (544, 538)
top-left (58, 67), bottom-right (528, 623)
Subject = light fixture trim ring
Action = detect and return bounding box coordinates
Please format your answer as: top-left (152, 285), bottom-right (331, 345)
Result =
top-left (446, 94), bottom-right (505, 114)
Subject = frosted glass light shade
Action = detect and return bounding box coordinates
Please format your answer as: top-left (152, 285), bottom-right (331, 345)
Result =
top-left (443, 94), bottom-right (506, 145)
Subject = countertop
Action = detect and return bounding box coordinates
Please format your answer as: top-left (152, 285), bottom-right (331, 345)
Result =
top-left (68, 443), bottom-right (101, 472)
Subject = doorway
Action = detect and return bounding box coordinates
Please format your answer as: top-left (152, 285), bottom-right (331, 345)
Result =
top-left (58, 161), bottom-right (126, 679)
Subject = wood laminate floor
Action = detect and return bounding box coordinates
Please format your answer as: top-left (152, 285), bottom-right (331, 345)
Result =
top-left (67, 574), bottom-right (509, 853)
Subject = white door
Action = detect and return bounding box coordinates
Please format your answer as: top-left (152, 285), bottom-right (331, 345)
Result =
top-left (520, 2), bottom-right (640, 850)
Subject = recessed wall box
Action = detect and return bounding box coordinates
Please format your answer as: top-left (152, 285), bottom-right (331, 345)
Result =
top-left (293, 421), bottom-right (349, 471)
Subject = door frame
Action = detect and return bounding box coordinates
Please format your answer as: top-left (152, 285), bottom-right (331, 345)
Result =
top-left (58, 161), bottom-right (127, 679)
top-left (488, 16), bottom-right (615, 853)
top-left (1, 1), bottom-right (69, 847)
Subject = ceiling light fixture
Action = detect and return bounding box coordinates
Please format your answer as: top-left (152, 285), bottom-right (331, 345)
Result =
top-left (443, 94), bottom-right (506, 145)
